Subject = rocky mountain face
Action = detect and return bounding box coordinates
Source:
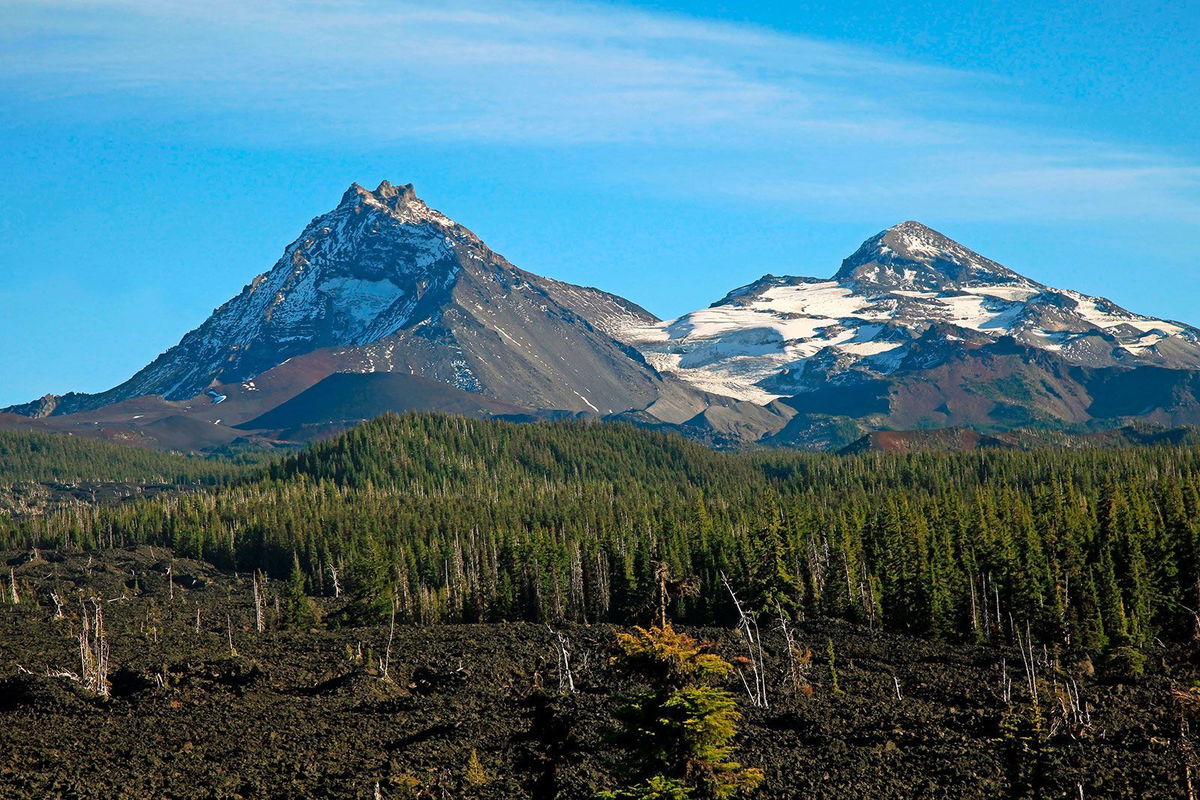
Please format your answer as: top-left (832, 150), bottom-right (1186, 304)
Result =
top-left (6, 182), bottom-right (726, 433)
top-left (7, 197), bottom-right (1200, 452)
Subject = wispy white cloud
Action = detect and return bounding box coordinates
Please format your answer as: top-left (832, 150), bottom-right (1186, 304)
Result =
top-left (2, 0), bottom-right (965, 140)
top-left (3, 0), bottom-right (1198, 223)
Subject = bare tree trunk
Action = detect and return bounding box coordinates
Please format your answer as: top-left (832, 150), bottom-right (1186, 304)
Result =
top-left (982, 573), bottom-right (991, 638)
top-left (656, 562), bottom-right (669, 629)
top-left (721, 572), bottom-right (768, 708)
top-left (381, 595), bottom-right (397, 681)
top-left (778, 605), bottom-right (811, 695)
top-left (328, 562), bottom-right (342, 599)
top-left (78, 598), bottom-right (109, 697)
top-left (969, 572), bottom-right (978, 635)
top-left (252, 572), bottom-right (265, 634)
top-left (548, 627), bottom-right (576, 694)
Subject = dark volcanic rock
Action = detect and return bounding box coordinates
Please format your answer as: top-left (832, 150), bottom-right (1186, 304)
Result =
top-left (0, 547), bottom-right (1190, 799)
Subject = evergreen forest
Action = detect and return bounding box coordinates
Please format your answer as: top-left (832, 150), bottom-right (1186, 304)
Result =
top-left (4, 413), bottom-right (1199, 665)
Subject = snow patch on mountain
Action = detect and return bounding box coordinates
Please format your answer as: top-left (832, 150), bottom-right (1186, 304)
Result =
top-left (80, 182), bottom-right (472, 403)
top-left (618, 222), bottom-right (1200, 403)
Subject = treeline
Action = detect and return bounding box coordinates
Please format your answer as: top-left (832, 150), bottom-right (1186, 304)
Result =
top-left (5, 413), bottom-right (1200, 658)
top-left (0, 430), bottom-right (252, 484)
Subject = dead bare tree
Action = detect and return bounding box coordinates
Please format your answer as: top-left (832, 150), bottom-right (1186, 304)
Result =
top-left (195, 605), bottom-right (202, 635)
top-left (981, 574), bottom-right (991, 637)
top-left (226, 612), bottom-right (237, 657)
top-left (49, 592), bottom-right (66, 620)
top-left (777, 604), bottom-right (812, 696)
top-left (1053, 673), bottom-right (1091, 737)
top-left (252, 571), bottom-right (265, 634)
top-left (78, 598), bottom-right (110, 697)
top-left (721, 571), bottom-right (767, 708)
top-left (380, 594), bottom-right (397, 682)
top-left (9, 568), bottom-right (19, 605)
top-left (969, 572), bottom-right (979, 636)
top-left (1014, 620), bottom-right (1038, 704)
top-left (548, 626), bottom-right (576, 694)
top-left (328, 562), bottom-right (342, 599)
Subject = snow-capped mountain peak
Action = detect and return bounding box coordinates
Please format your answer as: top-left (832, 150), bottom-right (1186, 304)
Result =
top-left (61, 180), bottom-right (474, 406)
top-left (8, 181), bottom-right (674, 420)
top-left (834, 221), bottom-right (1031, 291)
top-left (619, 223), bottom-right (1200, 403)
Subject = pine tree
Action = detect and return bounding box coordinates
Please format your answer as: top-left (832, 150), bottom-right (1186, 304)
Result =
top-left (464, 748), bottom-right (487, 787)
top-left (602, 625), bottom-right (763, 799)
top-left (343, 539), bottom-right (393, 625)
top-left (745, 500), bottom-right (800, 620)
top-left (284, 553), bottom-right (319, 628)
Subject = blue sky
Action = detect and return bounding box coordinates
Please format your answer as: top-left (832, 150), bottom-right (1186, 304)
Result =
top-left (1, 0), bottom-right (1198, 405)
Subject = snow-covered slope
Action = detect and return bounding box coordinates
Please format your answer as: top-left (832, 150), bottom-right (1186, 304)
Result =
top-left (620, 221), bottom-right (1200, 403)
top-left (117, 183), bottom-right (466, 402)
